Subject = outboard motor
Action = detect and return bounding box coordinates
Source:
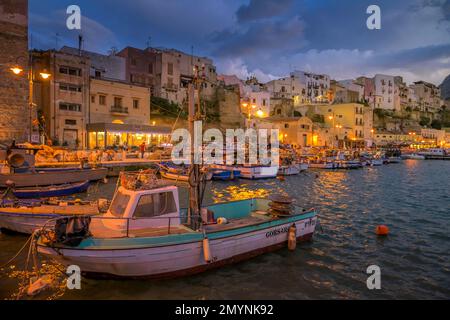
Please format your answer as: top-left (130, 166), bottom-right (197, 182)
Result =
top-left (54, 216), bottom-right (92, 247)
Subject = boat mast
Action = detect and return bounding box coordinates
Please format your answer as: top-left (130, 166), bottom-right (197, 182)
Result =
top-left (187, 66), bottom-right (203, 230)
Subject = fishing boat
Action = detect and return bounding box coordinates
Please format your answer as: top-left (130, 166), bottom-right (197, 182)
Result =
top-left (0, 148), bottom-right (107, 187)
top-left (0, 167), bottom-right (107, 188)
top-left (237, 165), bottom-right (278, 179)
top-left (308, 160), bottom-right (336, 169)
top-left (402, 153), bottom-right (425, 160)
top-left (0, 199), bottom-right (100, 234)
top-left (277, 163), bottom-right (308, 176)
top-left (36, 171), bottom-right (317, 278)
top-left (160, 165), bottom-right (213, 182)
top-left (12, 181), bottom-right (90, 199)
top-left (210, 169), bottom-right (240, 181)
top-left (387, 157), bottom-right (402, 163)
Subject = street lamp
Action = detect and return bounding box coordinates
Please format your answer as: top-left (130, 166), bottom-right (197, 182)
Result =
top-left (9, 55), bottom-right (51, 143)
top-left (256, 108), bottom-right (264, 118)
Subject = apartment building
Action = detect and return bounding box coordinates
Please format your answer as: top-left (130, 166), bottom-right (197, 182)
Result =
top-left (374, 74), bottom-right (395, 110)
top-left (32, 50), bottom-right (90, 148)
top-left (290, 70), bottom-right (330, 104)
top-left (265, 75), bottom-right (307, 107)
top-left (410, 81), bottom-right (443, 113)
top-left (61, 46), bottom-right (126, 80)
top-left (298, 103), bottom-right (372, 147)
top-left (118, 46), bottom-right (217, 106)
top-left (87, 78), bottom-right (159, 149)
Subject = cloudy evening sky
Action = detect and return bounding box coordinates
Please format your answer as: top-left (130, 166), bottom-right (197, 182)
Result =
top-left (29, 0), bottom-right (450, 85)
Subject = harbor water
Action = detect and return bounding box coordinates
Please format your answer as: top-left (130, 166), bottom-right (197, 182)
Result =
top-left (1, 160), bottom-right (449, 299)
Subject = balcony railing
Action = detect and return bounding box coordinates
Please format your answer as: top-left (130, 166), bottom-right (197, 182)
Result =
top-left (110, 105), bottom-right (129, 114)
top-left (163, 83), bottom-right (179, 91)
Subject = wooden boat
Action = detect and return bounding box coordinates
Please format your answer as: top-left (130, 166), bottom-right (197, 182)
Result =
top-left (0, 199), bottom-right (100, 234)
top-left (402, 154), bottom-right (425, 160)
top-left (387, 157), bottom-right (402, 163)
top-left (160, 166), bottom-right (213, 182)
top-left (308, 161), bottom-right (336, 169)
top-left (210, 169), bottom-right (240, 181)
top-left (12, 181), bottom-right (90, 199)
top-left (237, 165), bottom-right (278, 179)
top-left (36, 172), bottom-right (317, 279)
top-left (210, 164), bottom-right (278, 180)
top-left (0, 167), bottom-right (107, 188)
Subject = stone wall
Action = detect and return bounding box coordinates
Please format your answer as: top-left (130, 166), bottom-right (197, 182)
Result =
top-left (0, 0), bottom-right (28, 143)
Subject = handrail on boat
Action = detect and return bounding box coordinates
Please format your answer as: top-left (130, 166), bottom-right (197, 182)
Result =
top-left (38, 214), bottom-right (204, 239)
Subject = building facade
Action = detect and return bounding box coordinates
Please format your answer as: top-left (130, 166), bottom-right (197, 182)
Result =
top-left (411, 81), bottom-right (443, 114)
top-left (290, 70), bottom-right (330, 104)
top-left (61, 46), bottom-right (126, 81)
top-left (118, 46), bottom-right (217, 106)
top-left (32, 50), bottom-right (90, 148)
top-left (0, 0), bottom-right (29, 143)
top-left (374, 74), bottom-right (395, 110)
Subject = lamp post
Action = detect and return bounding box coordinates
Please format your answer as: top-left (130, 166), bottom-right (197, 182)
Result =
top-left (242, 102), bottom-right (256, 128)
top-left (9, 54), bottom-right (51, 143)
top-left (328, 113), bottom-right (335, 148)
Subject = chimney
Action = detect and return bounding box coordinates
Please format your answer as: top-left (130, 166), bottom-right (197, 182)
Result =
top-left (78, 34), bottom-right (83, 56)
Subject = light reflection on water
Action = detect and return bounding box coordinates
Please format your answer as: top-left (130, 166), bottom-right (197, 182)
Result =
top-left (0, 161), bottom-right (449, 299)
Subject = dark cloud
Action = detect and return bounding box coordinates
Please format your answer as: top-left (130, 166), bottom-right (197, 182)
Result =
top-left (210, 16), bottom-right (306, 60)
top-left (28, 0), bottom-right (450, 85)
top-left (236, 0), bottom-right (293, 23)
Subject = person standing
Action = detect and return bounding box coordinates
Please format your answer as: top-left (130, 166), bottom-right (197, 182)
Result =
top-left (140, 142), bottom-right (146, 159)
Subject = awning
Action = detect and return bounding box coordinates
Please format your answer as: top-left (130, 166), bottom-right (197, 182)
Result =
top-left (87, 123), bottom-right (172, 135)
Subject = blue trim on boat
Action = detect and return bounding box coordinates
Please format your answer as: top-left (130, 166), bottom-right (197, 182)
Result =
top-left (74, 210), bottom-right (316, 250)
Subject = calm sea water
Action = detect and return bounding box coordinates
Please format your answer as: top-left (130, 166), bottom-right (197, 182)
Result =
top-left (1, 160), bottom-right (449, 299)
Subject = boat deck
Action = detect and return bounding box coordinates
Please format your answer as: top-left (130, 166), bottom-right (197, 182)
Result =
top-left (89, 211), bottom-right (275, 238)
top-left (204, 211), bottom-right (273, 232)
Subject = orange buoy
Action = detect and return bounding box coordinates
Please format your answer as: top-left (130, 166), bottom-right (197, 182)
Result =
top-left (376, 225), bottom-right (389, 236)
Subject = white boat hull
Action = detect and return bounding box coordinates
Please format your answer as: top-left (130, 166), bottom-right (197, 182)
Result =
top-left (238, 166), bottom-right (279, 179)
top-left (38, 216), bottom-right (317, 278)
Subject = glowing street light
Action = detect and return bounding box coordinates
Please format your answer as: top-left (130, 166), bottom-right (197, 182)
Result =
top-left (256, 109), bottom-right (264, 118)
top-left (39, 70), bottom-right (51, 79)
top-left (9, 57), bottom-right (52, 142)
top-left (10, 66), bottom-right (23, 75)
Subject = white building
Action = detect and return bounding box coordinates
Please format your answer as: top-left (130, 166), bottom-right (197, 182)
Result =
top-left (290, 70), bottom-right (330, 103)
top-left (265, 76), bottom-right (307, 107)
top-left (374, 74), bottom-right (395, 110)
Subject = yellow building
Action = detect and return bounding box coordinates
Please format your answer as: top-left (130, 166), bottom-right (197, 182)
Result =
top-left (250, 116), bottom-right (314, 147)
top-left (88, 78), bottom-right (170, 149)
top-left (298, 103), bottom-right (373, 147)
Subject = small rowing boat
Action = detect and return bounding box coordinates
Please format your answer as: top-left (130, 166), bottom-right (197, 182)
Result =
top-left (0, 199), bottom-right (100, 234)
top-left (12, 181), bottom-right (90, 199)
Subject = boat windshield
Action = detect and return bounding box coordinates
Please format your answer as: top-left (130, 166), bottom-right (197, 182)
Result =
top-left (110, 191), bottom-right (131, 217)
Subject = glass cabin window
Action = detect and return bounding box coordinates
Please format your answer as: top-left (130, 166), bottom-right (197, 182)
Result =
top-left (134, 192), bottom-right (177, 218)
top-left (110, 191), bottom-right (131, 217)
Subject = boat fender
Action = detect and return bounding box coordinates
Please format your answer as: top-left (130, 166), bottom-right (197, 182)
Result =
top-left (203, 236), bottom-right (212, 263)
top-left (217, 217), bottom-right (228, 225)
top-left (27, 275), bottom-right (53, 296)
top-left (288, 224), bottom-right (297, 251)
top-left (102, 177), bottom-right (109, 184)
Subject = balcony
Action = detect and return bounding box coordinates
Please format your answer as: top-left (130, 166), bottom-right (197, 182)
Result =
top-left (163, 83), bottom-right (179, 92)
top-left (110, 105), bottom-right (129, 115)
